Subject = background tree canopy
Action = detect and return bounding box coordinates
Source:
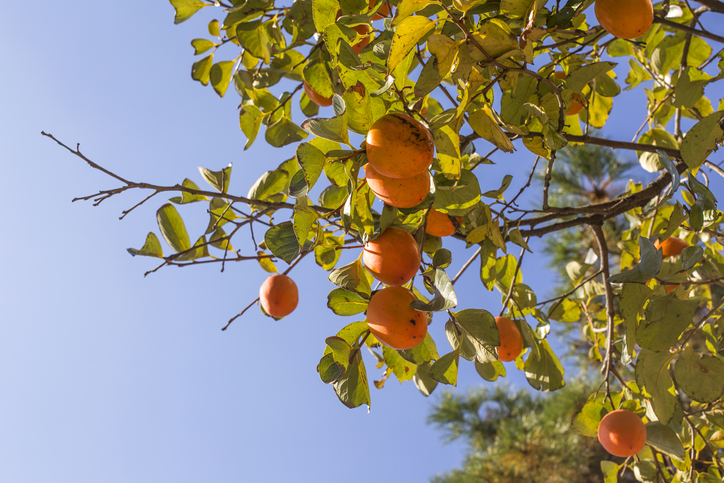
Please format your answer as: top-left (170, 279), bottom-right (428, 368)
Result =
top-left (40, 0), bottom-right (724, 480)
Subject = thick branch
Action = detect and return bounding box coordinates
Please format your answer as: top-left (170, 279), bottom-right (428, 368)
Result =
top-left (693, 0), bottom-right (724, 14)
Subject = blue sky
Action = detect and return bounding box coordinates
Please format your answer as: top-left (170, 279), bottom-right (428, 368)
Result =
top-left (1, 2), bottom-right (723, 482)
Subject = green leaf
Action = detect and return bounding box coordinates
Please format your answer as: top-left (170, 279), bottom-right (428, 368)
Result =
top-left (312, 0), bottom-right (340, 34)
top-left (467, 19), bottom-right (518, 60)
top-left (620, 283), bottom-right (652, 358)
top-left (674, 66), bottom-right (711, 109)
top-left (398, 333), bottom-right (440, 364)
top-left (317, 352), bottom-right (343, 383)
top-left (296, 142), bottom-right (326, 192)
top-left (608, 236), bottom-right (662, 284)
top-left (474, 360), bottom-right (506, 381)
top-left (468, 106), bottom-right (515, 153)
top-left (333, 351), bottom-right (371, 409)
top-left (327, 288), bottom-right (369, 316)
top-left (170, 0), bottom-right (208, 24)
top-left (681, 110), bottom-right (724, 170)
top-left (524, 340), bottom-right (565, 392)
top-left (247, 168), bottom-right (289, 202)
top-left (191, 54), bottom-right (213, 85)
top-left (548, 299), bottom-right (581, 323)
top-left (571, 400), bottom-right (607, 437)
top-left (645, 422), bottom-right (686, 460)
top-left (451, 309), bottom-right (500, 364)
top-left (239, 104), bottom-right (263, 150)
top-left (413, 362), bottom-right (438, 396)
top-left (266, 116), bottom-right (309, 148)
top-left (191, 38), bottom-right (216, 55)
top-left (382, 346), bottom-right (417, 382)
top-left (264, 222), bottom-right (300, 264)
top-left (387, 16), bottom-right (434, 74)
top-left (210, 60), bottom-right (234, 97)
top-left (127, 232), bottom-right (164, 258)
top-left (314, 233), bottom-right (343, 270)
top-left (433, 124), bottom-right (462, 180)
top-left (681, 245), bottom-right (704, 270)
top-left (600, 461), bottom-right (619, 483)
top-left (169, 178), bottom-right (209, 204)
top-left (412, 269), bottom-right (457, 312)
top-left (429, 349), bottom-right (460, 385)
top-left (293, 205), bottom-right (317, 246)
top-left (674, 346), bottom-right (724, 403)
top-left (432, 170), bottom-right (482, 216)
top-left (566, 62), bottom-right (617, 94)
top-left (301, 100), bottom-right (350, 145)
top-left (326, 336), bottom-right (352, 373)
top-left (209, 226), bottom-right (233, 252)
top-left (342, 82), bottom-right (386, 135)
top-left (483, 174), bottom-right (513, 200)
top-left (329, 259), bottom-right (372, 296)
top-left (637, 349), bottom-right (678, 424)
top-left (319, 184), bottom-right (349, 209)
top-left (637, 296), bottom-right (699, 351)
top-left (236, 21), bottom-right (271, 64)
top-left (156, 203), bottom-right (191, 254)
top-left (199, 164), bottom-right (232, 193)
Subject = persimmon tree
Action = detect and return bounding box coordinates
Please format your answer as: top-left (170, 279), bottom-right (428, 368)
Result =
top-left (44, 0), bottom-right (724, 478)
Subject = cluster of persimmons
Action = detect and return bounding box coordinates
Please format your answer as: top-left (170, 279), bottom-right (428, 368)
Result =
top-left (259, 0), bottom-right (659, 457)
top-left (254, 109), bottom-right (686, 458)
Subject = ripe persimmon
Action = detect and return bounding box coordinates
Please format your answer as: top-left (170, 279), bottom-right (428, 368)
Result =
top-left (366, 112), bottom-right (434, 179)
top-left (363, 226), bottom-right (420, 286)
top-left (370, 0), bottom-right (391, 20)
top-left (364, 164), bottom-right (430, 208)
top-left (259, 274), bottom-right (299, 318)
top-left (553, 72), bottom-right (585, 116)
top-left (595, 0), bottom-right (653, 39)
top-left (597, 409), bottom-right (647, 457)
top-left (654, 237), bottom-right (689, 258)
top-left (351, 24), bottom-right (370, 53)
top-left (495, 316), bottom-right (523, 362)
top-left (366, 286), bottom-right (427, 349)
top-left (426, 208), bottom-right (456, 237)
top-left (303, 81), bottom-right (333, 107)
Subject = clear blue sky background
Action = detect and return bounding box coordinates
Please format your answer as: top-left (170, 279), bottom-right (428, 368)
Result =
top-left (1, 2), bottom-right (722, 482)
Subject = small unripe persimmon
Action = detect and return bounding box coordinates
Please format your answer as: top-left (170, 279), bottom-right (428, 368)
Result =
top-left (595, 0), bottom-right (653, 39)
top-left (366, 113), bottom-right (434, 179)
top-left (426, 208), bottom-right (456, 237)
top-left (654, 237), bottom-right (689, 258)
top-left (366, 286), bottom-right (427, 350)
top-left (259, 274), bottom-right (299, 318)
top-left (363, 226), bottom-right (420, 286)
top-left (597, 409), bottom-right (647, 457)
top-left (303, 81), bottom-right (333, 107)
top-left (495, 316), bottom-right (523, 362)
top-left (365, 164), bottom-right (430, 208)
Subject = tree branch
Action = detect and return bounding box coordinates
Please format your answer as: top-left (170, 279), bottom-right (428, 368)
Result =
top-left (654, 16), bottom-right (724, 43)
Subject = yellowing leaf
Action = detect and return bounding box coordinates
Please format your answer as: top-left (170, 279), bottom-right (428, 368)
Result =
top-left (387, 16), bottom-right (435, 74)
top-left (468, 105), bottom-right (515, 152)
top-left (468, 20), bottom-right (518, 61)
top-left (427, 35), bottom-right (460, 77)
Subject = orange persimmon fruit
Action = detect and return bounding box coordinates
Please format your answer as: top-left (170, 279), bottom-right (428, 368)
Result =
top-left (365, 164), bottom-right (430, 208)
top-left (363, 226), bottom-right (420, 286)
top-left (366, 286), bottom-right (427, 349)
top-left (426, 208), bottom-right (456, 237)
top-left (495, 316), bottom-right (524, 362)
top-left (259, 274), bottom-right (299, 318)
top-left (302, 81), bottom-right (333, 107)
top-left (351, 24), bottom-right (370, 53)
top-left (370, 0), bottom-right (391, 20)
top-left (597, 409), bottom-right (647, 457)
top-left (654, 237), bottom-right (689, 258)
top-left (553, 71), bottom-right (586, 115)
top-left (595, 0), bottom-right (653, 39)
top-left (366, 112), bottom-right (434, 179)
